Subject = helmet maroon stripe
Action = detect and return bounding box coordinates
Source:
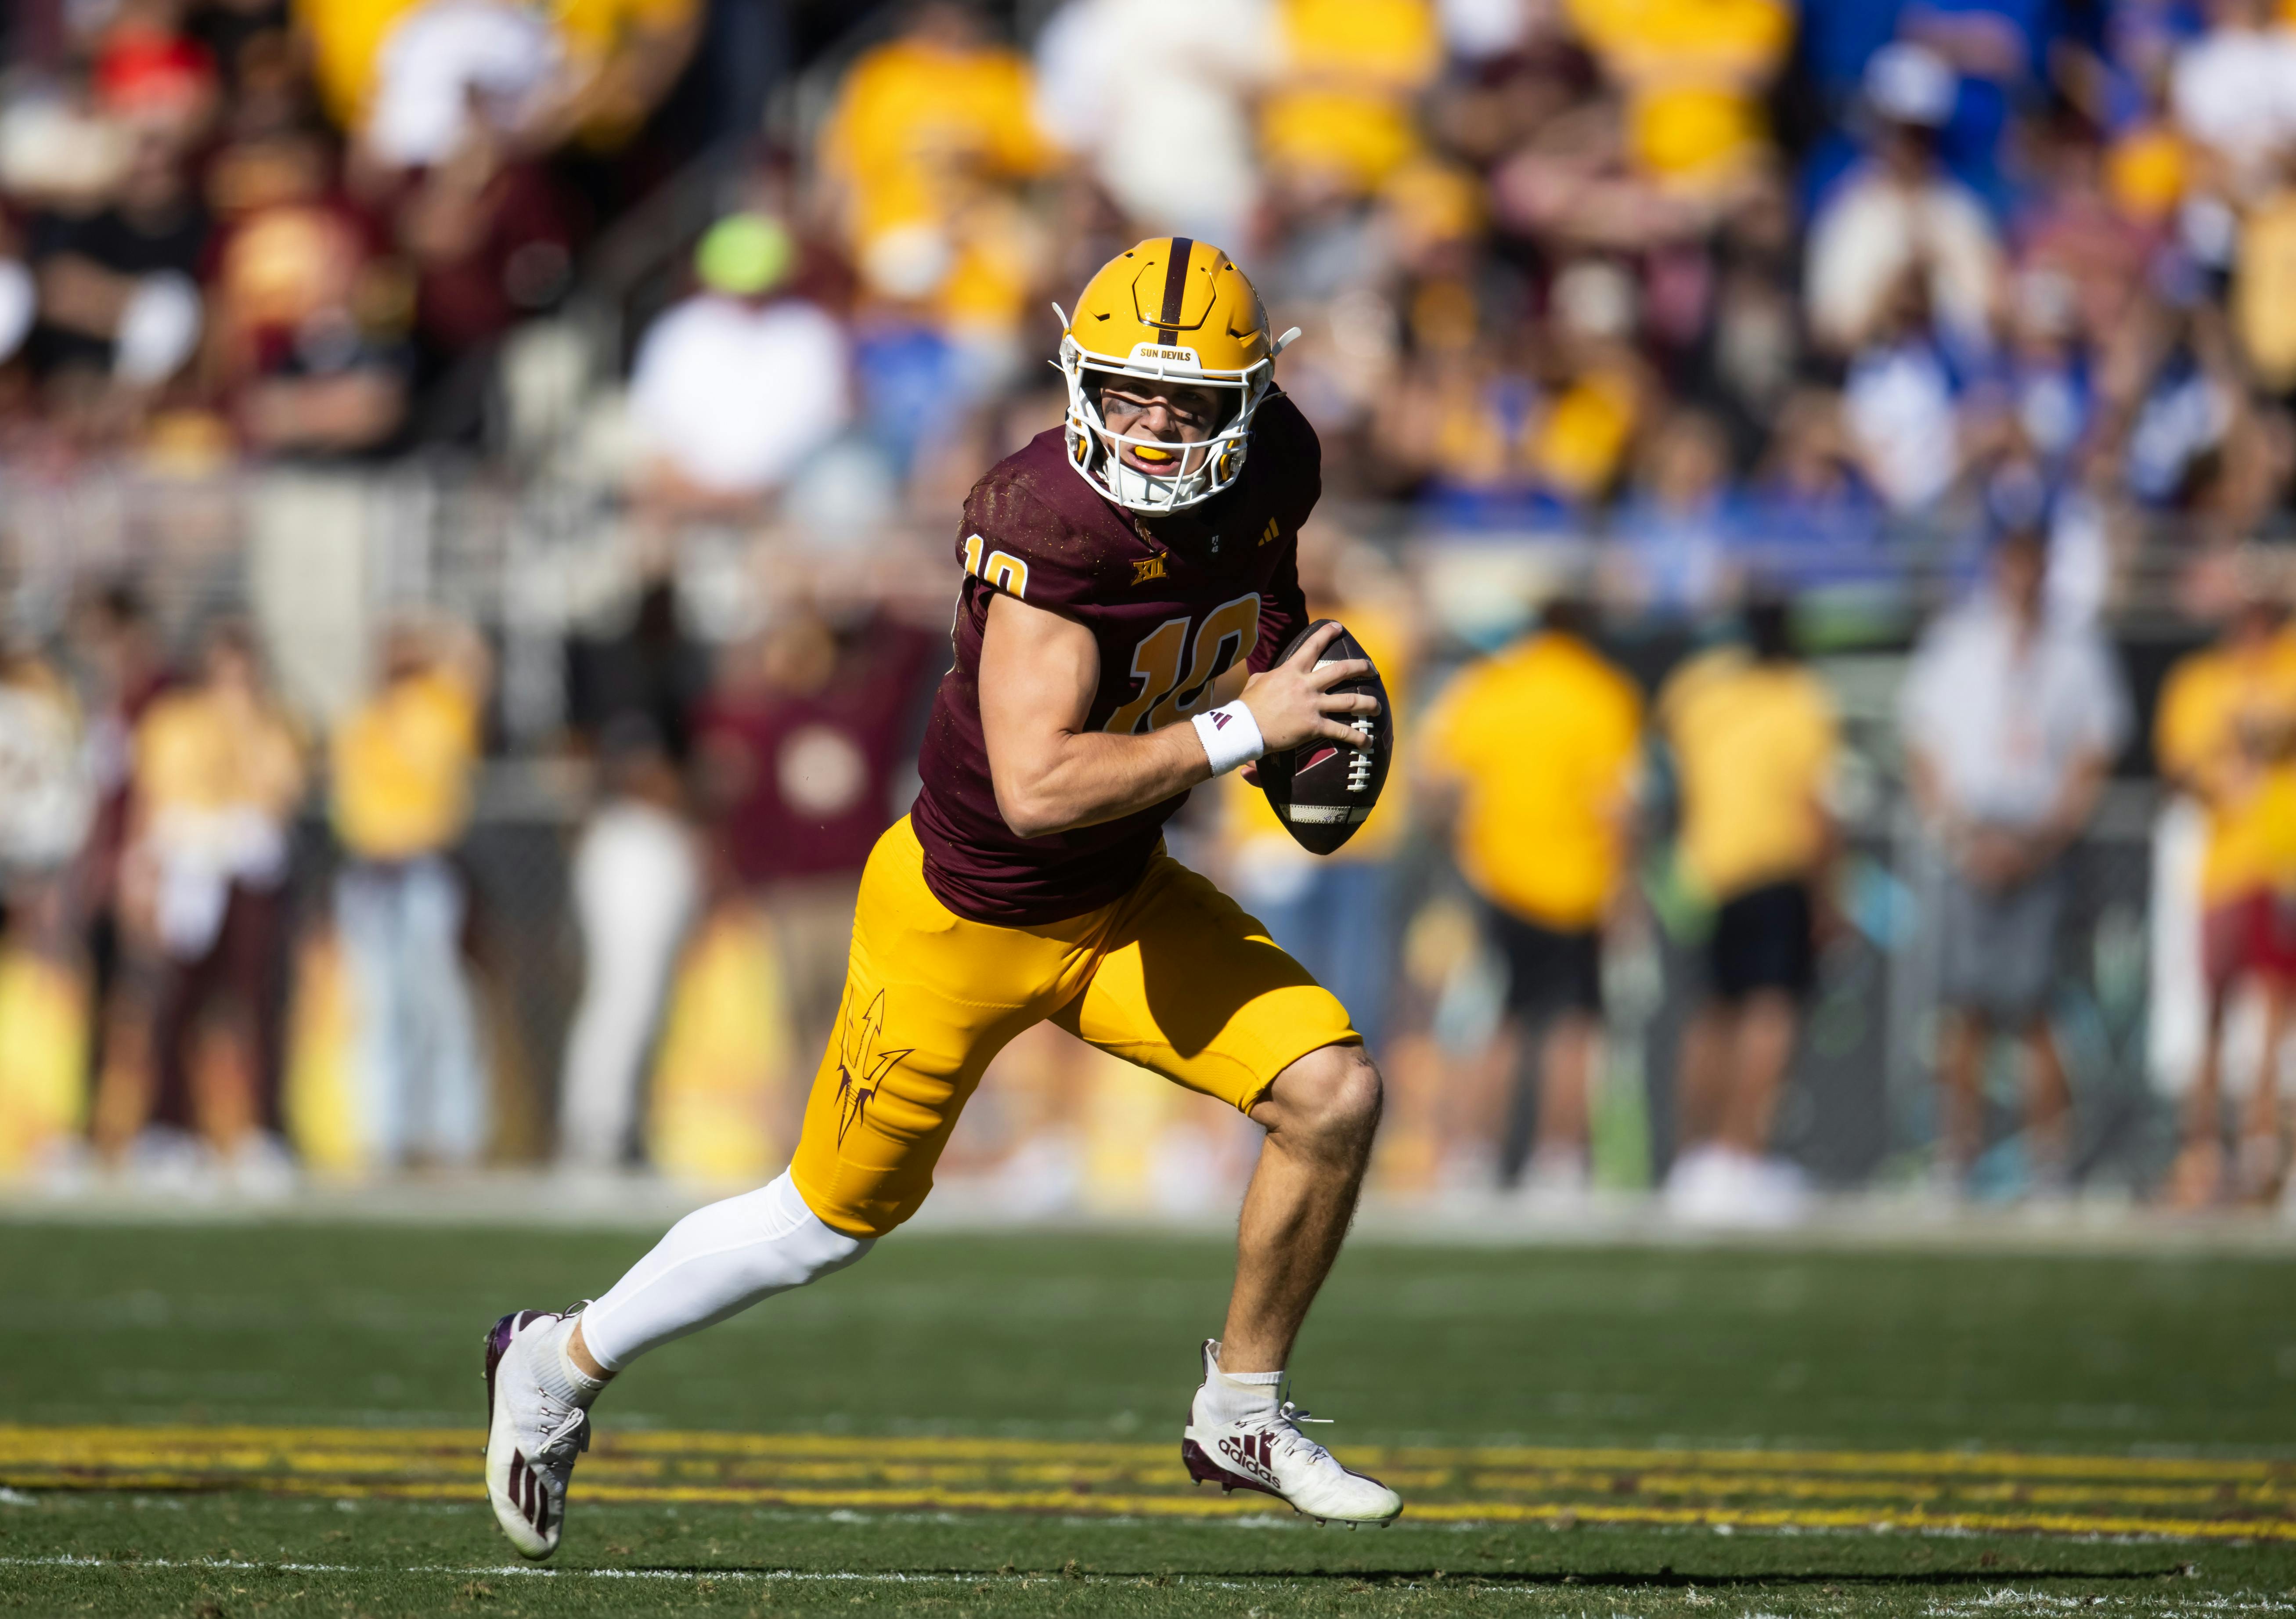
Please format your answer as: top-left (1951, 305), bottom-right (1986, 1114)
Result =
top-left (1157, 238), bottom-right (1192, 344)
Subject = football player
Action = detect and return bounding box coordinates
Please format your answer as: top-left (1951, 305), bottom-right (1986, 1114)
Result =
top-left (482, 239), bottom-right (1399, 1556)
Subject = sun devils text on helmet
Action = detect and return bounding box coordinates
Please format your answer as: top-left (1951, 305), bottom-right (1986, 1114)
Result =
top-left (1053, 238), bottom-right (1300, 515)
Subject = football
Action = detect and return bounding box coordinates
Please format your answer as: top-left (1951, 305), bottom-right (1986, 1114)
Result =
top-left (1256, 618), bottom-right (1392, 855)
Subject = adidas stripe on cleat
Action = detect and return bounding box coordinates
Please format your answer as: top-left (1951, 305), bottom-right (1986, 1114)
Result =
top-left (482, 1307), bottom-right (592, 1558)
top-left (1179, 1339), bottom-right (1402, 1525)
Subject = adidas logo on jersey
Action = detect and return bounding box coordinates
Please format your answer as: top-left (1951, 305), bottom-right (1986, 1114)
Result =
top-left (1132, 555), bottom-right (1168, 584)
top-left (1259, 519), bottom-right (1280, 546)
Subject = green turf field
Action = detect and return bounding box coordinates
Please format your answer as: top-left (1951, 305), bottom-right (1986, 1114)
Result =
top-left (1, 1221), bottom-right (2292, 1615)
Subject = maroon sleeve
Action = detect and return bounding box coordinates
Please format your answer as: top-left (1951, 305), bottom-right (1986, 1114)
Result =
top-left (1252, 542), bottom-right (1309, 673)
top-left (956, 462), bottom-right (1104, 614)
top-left (1270, 391), bottom-right (1323, 530)
top-left (1247, 392), bottom-right (1319, 671)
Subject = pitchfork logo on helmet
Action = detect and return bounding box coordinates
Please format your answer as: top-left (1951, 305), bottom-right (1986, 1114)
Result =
top-left (1054, 238), bottom-right (1301, 515)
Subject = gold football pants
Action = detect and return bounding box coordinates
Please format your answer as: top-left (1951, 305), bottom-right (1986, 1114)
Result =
top-left (788, 816), bottom-right (1359, 1237)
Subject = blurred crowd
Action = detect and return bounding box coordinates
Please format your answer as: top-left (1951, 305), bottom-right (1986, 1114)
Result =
top-left (0, 0), bottom-right (702, 462)
top-left (2, 0), bottom-right (2296, 1215)
top-left (8, 0), bottom-right (2296, 583)
top-left (566, 0), bottom-right (2296, 608)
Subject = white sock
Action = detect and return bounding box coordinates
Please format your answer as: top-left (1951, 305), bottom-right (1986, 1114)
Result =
top-left (535, 1316), bottom-right (607, 1410)
top-left (1194, 1340), bottom-right (1283, 1426)
top-left (577, 1172), bottom-right (873, 1371)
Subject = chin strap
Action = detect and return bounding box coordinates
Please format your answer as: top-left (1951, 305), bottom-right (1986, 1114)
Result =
top-left (1272, 326), bottom-right (1302, 355)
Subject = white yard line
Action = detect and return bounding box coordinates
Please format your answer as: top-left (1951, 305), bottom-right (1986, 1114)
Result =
top-left (3, 1553), bottom-right (2287, 1614)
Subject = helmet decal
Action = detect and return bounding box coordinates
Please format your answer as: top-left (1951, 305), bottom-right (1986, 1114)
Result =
top-left (1154, 236), bottom-right (1191, 343)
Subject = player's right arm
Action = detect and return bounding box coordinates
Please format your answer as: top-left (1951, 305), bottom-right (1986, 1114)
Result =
top-left (979, 593), bottom-right (1375, 839)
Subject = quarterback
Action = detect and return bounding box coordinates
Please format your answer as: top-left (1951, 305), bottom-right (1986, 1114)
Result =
top-left (482, 239), bottom-right (1399, 1555)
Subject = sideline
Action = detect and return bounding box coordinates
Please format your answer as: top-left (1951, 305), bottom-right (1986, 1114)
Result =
top-left (3, 1177), bottom-right (2295, 1256)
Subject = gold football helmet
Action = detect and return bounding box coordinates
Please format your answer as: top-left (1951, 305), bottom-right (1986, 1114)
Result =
top-left (1055, 238), bottom-right (1300, 514)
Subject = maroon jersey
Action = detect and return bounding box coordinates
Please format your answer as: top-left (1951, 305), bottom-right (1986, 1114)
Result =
top-left (911, 394), bottom-right (1319, 924)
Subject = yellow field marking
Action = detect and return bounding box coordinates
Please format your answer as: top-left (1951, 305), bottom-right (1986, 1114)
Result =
top-left (1464, 1469), bottom-right (2288, 1509)
top-left (4, 1426), bottom-right (2293, 1543)
top-left (3, 1427), bottom-right (2289, 1483)
top-left (8, 1444), bottom-right (2276, 1510)
top-left (1425, 1446), bottom-right (2296, 1483)
top-left (2, 1469), bottom-right (2290, 1543)
top-left (1398, 1500), bottom-right (2296, 1542)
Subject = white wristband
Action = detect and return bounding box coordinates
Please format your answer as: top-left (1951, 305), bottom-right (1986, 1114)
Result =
top-left (1192, 701), bottom-right (1265, 775)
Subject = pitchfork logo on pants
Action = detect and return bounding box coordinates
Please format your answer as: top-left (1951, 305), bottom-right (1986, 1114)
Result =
top-left (833, 988), bottom-right (913, 1147)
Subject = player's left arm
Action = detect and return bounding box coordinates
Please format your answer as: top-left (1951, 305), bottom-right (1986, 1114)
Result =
top-left (1218, 404), bottom-right (1320, 718)
top-left (1239, 403), bottom-right (1319, 692)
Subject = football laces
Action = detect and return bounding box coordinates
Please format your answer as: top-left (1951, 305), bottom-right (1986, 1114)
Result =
top-left (1346, 717), bottom-right (1375, 794)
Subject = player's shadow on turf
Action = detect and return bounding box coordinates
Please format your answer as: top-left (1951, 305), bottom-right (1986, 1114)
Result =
top-left (608, 1566), bottom-right (2191, 1586)
top-left (1310, 1571), bottom-right (2189, 1589)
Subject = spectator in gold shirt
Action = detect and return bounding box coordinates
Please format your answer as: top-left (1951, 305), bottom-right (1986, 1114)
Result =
top-left (1424, 595), bottom-right (1644, 1202)
top-left (330, 619), bottom-right (487, 1167)
top-left (1259, 0), bottom-right (1441, 199)
top-left (815, 2), bottom-right (1051, 343)
top-left (298, 0), bottom-right (700, 163)
top-left (1655, 596), bottom-right (1840, 1226)
top-left (126, 623), bottom-right (306, 1193)
top-left (2153, 576), bottom-right (2296, 1205)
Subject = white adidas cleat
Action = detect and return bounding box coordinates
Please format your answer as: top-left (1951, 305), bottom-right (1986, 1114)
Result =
top-left (1179, 1340), bottom-right (1402, 1525)
top-left (481, 1306), bottom-right (592, 1558)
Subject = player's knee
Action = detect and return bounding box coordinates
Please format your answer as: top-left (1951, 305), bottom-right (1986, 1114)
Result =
top-left (1272, 1043), bottom-right (1383, 1155)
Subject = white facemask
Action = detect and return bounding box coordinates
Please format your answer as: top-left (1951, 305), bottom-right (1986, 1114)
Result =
top-left (1052, 324), bottom-right (1293, 514)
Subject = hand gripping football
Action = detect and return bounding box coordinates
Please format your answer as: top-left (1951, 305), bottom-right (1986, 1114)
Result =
top-left (1256, 619), bottom-right (1392, 855)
